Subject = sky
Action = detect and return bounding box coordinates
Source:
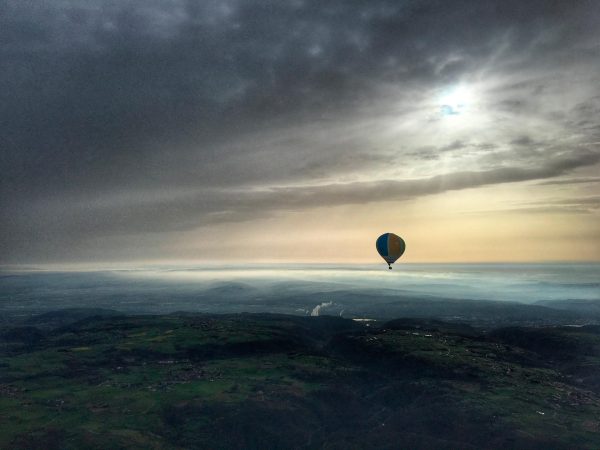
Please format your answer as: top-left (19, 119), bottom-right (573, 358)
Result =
top-left (1, 0), bottom-right (599, 265)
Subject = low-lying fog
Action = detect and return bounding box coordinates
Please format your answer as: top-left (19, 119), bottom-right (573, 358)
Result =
top-left (1, 264), bottom-right (599, 325)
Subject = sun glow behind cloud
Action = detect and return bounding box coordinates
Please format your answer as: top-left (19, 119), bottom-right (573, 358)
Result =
top-left (439, 85), bottom-right (474, 117)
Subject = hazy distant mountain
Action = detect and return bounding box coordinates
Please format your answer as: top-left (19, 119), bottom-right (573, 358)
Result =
top-left (535, 299), bottom-right (600, 315)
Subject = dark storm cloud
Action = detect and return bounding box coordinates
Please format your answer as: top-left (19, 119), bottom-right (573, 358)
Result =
top-left (1, 0), bottom-right (599, 261)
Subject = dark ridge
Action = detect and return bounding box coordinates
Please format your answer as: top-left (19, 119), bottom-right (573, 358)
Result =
top-left (0, 326), bottom-right (44, 345)
top-left (25, 308), bottom-right (121, 330)
top-left (383, 318), bottom-right (481, 337)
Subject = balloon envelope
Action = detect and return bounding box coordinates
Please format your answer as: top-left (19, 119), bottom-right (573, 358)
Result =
top-left (376, 233), bottom-right (406, 265)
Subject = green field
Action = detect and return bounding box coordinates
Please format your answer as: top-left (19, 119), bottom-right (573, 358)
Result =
top-left (1, 313), bottom-right (600, 449)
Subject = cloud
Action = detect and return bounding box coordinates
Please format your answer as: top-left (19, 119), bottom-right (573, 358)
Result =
top-left (1, 0), bottom-right (599, 262)
top-left (473, 196), bottom-right (600, 216)
top-left (5, 150), bottom-right (597, 246)
top-left (537, 177), bottom-right (600, 186)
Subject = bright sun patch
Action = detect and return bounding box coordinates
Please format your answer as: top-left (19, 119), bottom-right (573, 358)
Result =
top-left (439, 86), bottom-right (473, 116)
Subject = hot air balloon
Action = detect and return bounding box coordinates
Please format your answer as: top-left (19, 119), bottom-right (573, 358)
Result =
top-left (376, 233), bottom-right (406, 269)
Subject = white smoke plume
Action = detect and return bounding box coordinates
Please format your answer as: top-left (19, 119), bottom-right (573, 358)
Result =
top-left (311, 301), bottom-right (333, 317)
